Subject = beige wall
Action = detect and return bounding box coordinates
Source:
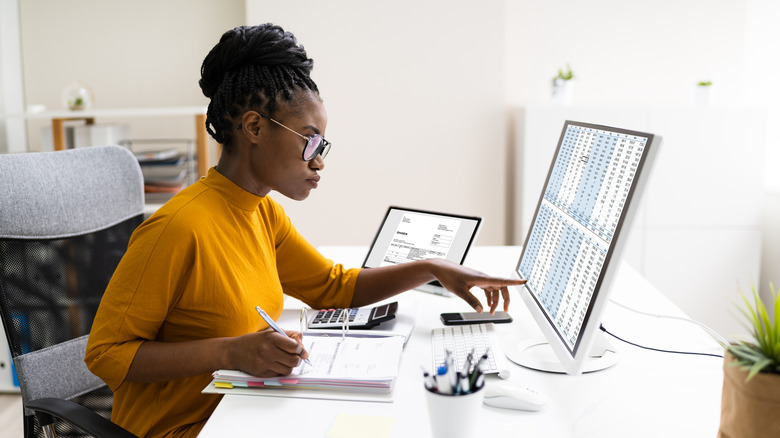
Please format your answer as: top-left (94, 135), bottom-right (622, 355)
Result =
top-left (247, 0), bottom-right (508, 247)
top-left (19, 0), bottom-right (244, 151)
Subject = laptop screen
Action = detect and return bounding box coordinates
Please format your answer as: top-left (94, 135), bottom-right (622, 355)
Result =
top-left (362, 207), bottom-right (482, 287)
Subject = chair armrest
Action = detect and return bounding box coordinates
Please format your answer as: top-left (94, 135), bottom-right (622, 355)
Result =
top-left (25, 397), bottom-right (138, 438)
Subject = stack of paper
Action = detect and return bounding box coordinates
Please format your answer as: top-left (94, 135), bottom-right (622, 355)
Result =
top-left (208, 335), bottom-right (404, 395)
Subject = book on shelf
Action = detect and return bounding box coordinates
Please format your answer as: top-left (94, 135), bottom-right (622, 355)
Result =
top-left (135, 149), bottom-right (193, 195)
top-left (141, 167), bottom-right (188, 187)
top-left (134, 148), bottom-right (180, 163)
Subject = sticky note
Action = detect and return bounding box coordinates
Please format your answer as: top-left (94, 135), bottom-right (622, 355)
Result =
top-left (326, 414), bottom-right (395, 438)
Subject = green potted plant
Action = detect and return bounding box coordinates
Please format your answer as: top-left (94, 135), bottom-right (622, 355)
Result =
top-left (551, 64), bottom-right (575, 105)
top-left (696, 80), bottom-right (712, 105)
top-left (718, 284), bottom-right (780, 438)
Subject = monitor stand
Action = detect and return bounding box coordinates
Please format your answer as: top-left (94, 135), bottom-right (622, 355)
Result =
top-left (505, 334), bottom-right (619, 374)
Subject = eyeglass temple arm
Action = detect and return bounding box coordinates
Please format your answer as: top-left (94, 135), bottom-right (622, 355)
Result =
top-left (260, 114), bottom-right (311, 141)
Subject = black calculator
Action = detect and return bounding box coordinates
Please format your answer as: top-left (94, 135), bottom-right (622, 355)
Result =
top-left (307, 302), bottom-right (398, 330)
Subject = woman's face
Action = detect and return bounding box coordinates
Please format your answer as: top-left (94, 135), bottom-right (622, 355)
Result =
top-left (250, 93), bottom-right (328, 201)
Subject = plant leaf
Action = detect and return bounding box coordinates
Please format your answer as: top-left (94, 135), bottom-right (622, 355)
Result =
top-left (729, 283), bottom-right (780, 381)
top-left (747, 357), bottom-right (773, 380)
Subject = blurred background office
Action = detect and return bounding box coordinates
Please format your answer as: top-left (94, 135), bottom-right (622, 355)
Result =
top-left (1, 0), bottom-right (778, 338)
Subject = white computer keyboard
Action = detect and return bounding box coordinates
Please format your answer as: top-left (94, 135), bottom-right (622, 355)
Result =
top-left (431, 324), bottom-right (510, 378)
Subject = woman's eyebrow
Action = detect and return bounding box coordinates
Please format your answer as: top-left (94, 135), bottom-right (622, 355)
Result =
top-left (302, 125), bottom-right (321, 135)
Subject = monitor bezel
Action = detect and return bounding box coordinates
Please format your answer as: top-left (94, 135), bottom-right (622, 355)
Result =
top-left (512, 120), bottom-right (659, 375)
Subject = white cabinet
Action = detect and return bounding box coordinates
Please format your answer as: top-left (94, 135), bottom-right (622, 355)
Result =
top-left (512, 105), bottom-right (765, 339)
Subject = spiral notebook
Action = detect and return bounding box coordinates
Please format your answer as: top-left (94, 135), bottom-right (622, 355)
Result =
top-left (203, 335), bottom-right (404, 402)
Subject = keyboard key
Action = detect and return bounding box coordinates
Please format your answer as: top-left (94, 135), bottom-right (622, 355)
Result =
top-left (431, 324), bottom-right (504, 375)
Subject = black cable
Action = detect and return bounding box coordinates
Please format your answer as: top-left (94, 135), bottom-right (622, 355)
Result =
top-left (599, 324), bottom-right (724, 359)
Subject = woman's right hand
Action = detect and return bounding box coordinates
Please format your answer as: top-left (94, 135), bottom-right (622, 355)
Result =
top-left (227, 329), bottom-right (309, 377)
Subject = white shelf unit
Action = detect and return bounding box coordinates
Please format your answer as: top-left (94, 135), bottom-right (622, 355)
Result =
top-left (0, 326), bottom-right (19, 392)
top-left (0, 106), bottom-right (212, 177)
top-left (511, 105), bottom-right (766, 339)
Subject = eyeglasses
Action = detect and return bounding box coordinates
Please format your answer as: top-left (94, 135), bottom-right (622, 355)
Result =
top-left (236, 113), bottom-right (331, 162)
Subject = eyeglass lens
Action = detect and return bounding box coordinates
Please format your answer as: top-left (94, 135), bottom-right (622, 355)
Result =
top-left (304, 135), bottom-right (331, 161)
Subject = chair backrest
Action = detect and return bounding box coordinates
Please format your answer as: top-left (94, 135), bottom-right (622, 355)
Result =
top-left (0, 145), bottom-right (144, 437)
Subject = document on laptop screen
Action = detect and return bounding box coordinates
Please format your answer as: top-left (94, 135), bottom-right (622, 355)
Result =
top-left (380, 211), bottom-right (462, 266)
top-left (362, 207), bottom-right (481, 296)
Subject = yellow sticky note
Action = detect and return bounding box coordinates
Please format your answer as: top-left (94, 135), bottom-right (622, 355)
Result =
top-left (326, 414), bottom-right (395, 438)
top-left (213, 382), bottom-right (233, 389)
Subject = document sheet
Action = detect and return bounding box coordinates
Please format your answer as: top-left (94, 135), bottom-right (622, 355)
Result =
top-left (209, 335), bottom-right (404, 394)
top-left (380, 211), bottom-right (462, 266)
top-left (294, 334), bottom-right (402, 377)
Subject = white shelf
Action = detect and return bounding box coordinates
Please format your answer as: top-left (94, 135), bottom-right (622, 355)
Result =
top-left (0, 106), bottom-right (207, 119)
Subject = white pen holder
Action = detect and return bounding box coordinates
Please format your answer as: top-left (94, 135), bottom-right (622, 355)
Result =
top-left (424, 384), bottom-right (484, 438)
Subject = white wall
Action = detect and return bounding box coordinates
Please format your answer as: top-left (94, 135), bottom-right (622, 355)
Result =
top-left (8, 0), bottom-right (779, 315)
top-left (505, 0), bottom-right (747, 106)
top-left (505, 0), bottom-right (780, 324)
top-left (744, 0), bottom-right (780, 312)
top-left (18, 0), bottom-right (245, 151)
top-left (246, 0), bottom-right (508, 247)
top-left (0, 0), bottom-right (26, 154)
top-left (13, 0), bottom-right (509, 248)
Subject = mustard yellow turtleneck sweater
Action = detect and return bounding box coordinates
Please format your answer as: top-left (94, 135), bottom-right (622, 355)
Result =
top-left (85, 168), bottom-right (358, 437)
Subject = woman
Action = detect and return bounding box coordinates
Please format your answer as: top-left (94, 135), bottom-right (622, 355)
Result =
top-left (85, 23), bottom-right (524, 437)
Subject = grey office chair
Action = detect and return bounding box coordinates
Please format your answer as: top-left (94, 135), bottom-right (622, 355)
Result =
top-left (0, 145), bottom-right (143, 438)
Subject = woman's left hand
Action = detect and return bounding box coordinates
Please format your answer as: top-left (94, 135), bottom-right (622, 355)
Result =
top-left (428, 259), bottom-right (526, 314)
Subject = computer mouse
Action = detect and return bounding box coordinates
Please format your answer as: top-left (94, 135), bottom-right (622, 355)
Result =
top-left (482, 383), bottom-right (548, 411)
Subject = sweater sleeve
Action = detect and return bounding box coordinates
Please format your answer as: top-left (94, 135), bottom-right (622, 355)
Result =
top-left (268, 199), bottom-right (359, 309)
top-left (84, 213), bottom-right (194, 391)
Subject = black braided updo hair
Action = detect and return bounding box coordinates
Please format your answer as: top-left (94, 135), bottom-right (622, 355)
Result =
top-left (199, 24), bottom-right (319, 150)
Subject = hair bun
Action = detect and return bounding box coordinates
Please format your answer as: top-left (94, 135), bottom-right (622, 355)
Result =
top-left (199, 24), bottom-right (313, 99)
top-left (200, 23), bottom-right (319, 149)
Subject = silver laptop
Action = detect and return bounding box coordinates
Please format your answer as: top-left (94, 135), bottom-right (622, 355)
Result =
top-left (362, 206), bottom-right (482, 296)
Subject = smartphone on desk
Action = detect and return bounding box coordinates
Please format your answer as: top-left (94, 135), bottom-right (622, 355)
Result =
top-left (440, 311), bottom-right (512, 325)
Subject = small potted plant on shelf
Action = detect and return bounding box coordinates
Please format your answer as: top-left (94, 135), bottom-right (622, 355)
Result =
top-left (61, 80), bottom-right (95, 111)
top-left (551, 64), bottom-right (575, 105)
top-left (696, 80), bottom-right (712, 105)
top-left (718, 284), bottom-right (780, 438)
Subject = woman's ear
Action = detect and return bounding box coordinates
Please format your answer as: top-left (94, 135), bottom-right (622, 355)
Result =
top-left (239, 111), bottom-right (263, 140)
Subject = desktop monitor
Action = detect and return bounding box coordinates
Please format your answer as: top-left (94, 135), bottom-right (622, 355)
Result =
top-left (509, 121), bottom-right (659, 375)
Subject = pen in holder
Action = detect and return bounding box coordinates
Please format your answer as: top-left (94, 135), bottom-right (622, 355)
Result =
top-left (423, 349), bottom-right (487, 438)
top-left (425, 368), bottom-right (484, 438)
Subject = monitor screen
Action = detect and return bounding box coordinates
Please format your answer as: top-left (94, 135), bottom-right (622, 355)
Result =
top-left (514, 121), bottom-right (657, 374)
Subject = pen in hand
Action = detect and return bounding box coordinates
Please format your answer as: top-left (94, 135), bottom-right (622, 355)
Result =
top-left (255, 306), bottom-right (313, 366)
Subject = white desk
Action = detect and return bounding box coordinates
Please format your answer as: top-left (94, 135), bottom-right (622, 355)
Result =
top-left (198, 246), bottom-right (724, 438)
